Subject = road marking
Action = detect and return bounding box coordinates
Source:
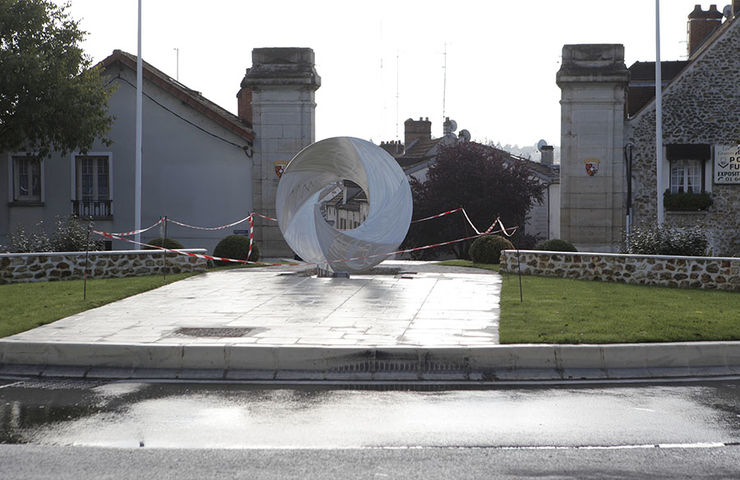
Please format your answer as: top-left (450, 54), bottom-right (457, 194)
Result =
top-left (0, 381), bottom-right (22, 389)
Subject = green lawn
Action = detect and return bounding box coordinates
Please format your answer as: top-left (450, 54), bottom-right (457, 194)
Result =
top-left (438, 260), bottom-right (740, 344)
top-left (0, 273), bottom-right (195, 338)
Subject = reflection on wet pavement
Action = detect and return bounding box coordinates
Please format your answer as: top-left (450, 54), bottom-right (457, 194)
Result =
top-left (1, 380), bottom-right (739, 449)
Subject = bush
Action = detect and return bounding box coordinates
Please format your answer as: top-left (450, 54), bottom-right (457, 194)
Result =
top-left (146, 237), bottom-right (185, 250)
top-left (213, 234), bottom-right (260, 266)
top-left (535, 238), bottom-right (578, 252)
top-left (468, 235), bottom-right (514, 264)
top-left (5, 217), bottom-right (101, 253)
top-left (50, 216), bottom-right (103, 252)
top-left (625, 225), bottom-right (708, 256)
top-left (663, 189), bottom-right (713, 211)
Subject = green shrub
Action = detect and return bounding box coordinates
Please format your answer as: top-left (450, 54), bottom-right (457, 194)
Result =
top-left (5, 217), bottom-right (102, 253)
top-left (213, 234), bottom-right (260, 266)
top-left (146, 237), bottom-right (184, 250)
top-left (535, 238), bottom-right (578, 252)
top-left (663, 189), bottom-right (713, 211)
top-left (625, 225), bottom-right (708, 256)
top-left (468, 235), bottom-right (514, 264)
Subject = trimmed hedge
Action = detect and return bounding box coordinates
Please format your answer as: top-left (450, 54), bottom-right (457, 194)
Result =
top-left (468, 235), bottom-right (514, 264)
top-left (213, 234), bottom-right (260, 266)
top-left (625, 225), bottom-right (708, 256)
top-left (535, 238), bottom-right (578, 252)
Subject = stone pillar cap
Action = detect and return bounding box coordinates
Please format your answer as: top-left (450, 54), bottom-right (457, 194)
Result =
top-left (556, 44), bottom-right (630, 85)
top-left (241, 47), bottom-right (321, 89)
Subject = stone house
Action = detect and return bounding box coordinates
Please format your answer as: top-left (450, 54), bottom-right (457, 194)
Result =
top-left (557, 3), bottom-right (739, 255)
top-left (2, 47), bottom-right (320, 256)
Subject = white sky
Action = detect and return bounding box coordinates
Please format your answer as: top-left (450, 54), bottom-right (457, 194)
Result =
top-left (58, 0), bottom-right (715, 147)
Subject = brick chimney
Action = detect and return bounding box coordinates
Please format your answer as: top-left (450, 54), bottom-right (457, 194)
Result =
top-left (404, 117), bottom-right (431, 148)
top-left (688, 4), bottom-right (724, 56)
top-left (540, 145), bottom-right (554, 165)
top-left (236, 87), bottom-right (253, 128)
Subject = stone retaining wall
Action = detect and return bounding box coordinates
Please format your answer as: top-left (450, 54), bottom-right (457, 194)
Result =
top-left (0, 249), bottom-right (207, 284)
top-left (499, 250), bottom-right (740, 291)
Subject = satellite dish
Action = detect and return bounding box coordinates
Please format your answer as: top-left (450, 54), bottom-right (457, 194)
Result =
top-left (537, 139), bottom-right (548, 152)
top-left (459, 129), bottom-right (471, 142)
top-left (723, 5), bottom-right (733, 18)
top-left (448, 119), bottom-right (457, 132)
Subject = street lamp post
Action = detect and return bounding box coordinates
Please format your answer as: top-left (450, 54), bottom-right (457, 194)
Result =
top-left (135, 0), bottom-right (143, 247)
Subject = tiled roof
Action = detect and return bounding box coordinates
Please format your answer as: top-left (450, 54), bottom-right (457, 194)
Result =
top-left (627, 14), bottom-right (738, 118)
top-left (100, 50), bottom-right (254, 143)
top-left (627, 61), bottom-right (689, 117)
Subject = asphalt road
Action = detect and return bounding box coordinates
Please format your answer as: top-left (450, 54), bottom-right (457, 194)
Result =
top-left (2, 378), bottom-right (740, 478)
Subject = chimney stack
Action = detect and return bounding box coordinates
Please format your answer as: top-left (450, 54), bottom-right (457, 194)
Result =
top-left (687, 4), bottom-right (724, 56)
top-left (404, 117), bottom-right (432, 148)
top-left (236, 87), bottom-right (253, 127)
top-left (540, 145), bottom-right (554, 165)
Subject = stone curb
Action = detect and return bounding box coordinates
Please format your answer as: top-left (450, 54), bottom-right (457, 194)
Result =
top-left (2, 340), bottom-right (740, 382)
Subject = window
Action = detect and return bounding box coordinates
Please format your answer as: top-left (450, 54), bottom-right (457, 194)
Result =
top-left (73, 155), bottom-right (112, 218)
top-left (666, 144), bottom-right (710, 194)
top-left (11, 155), bottom-right (42, 202)
top-left (670, 159), bottom-right (702, 193)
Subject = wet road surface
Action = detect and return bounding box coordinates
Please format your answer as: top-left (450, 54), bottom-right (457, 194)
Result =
top-left (1, 378), bottom-right (740, 478)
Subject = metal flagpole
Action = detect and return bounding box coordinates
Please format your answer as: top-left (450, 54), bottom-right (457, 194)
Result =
top-left (655, 0), bottom-right (664, 225)
top-left (135, 0), bottom-right (143, 248)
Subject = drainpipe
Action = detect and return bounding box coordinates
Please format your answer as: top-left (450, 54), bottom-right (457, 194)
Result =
top-left (624, 142), bottom-right (634, 250)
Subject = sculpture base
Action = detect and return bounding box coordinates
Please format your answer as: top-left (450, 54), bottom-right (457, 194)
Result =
top-left (317, 267), bottom-right (350, 278)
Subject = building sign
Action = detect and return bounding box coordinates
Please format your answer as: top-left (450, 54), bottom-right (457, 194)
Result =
top-left (715, 144), bottom-right (740, 184)
top-left (584, 158), bottom-right (600, 176)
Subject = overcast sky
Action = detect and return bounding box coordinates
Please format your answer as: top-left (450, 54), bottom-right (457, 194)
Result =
top-left (58, 0), bottom-right (718, 148)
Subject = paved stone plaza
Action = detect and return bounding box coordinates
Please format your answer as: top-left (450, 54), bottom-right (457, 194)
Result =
top-left (8, 261), bottom-right (501, 348)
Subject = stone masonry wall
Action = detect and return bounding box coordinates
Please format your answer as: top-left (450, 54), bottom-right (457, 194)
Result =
top-left (627, 19), bottom-right (740, 256)
top-left (500, 250), bottom-right (740, 291)
top-left (0, 249), bottom-right (207, 284)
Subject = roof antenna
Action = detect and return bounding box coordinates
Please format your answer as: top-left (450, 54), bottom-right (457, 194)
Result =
top-left (173, 47), bottom-right (179, 81)
top-left (395, 52), bottom-right (400, 140)
top-left (442, 42), bottom-right (447, 133)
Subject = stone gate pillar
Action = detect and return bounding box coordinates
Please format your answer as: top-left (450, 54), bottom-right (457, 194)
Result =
top-left (556, 44), bottom-right (630, 252)
top-left (240, 48), bottom-right (321, 258)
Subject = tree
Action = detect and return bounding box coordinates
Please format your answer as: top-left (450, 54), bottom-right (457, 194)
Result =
top-left (0, 0), bottom-right (114, 157)
top-left (404, 141), bottom-right (545, 258)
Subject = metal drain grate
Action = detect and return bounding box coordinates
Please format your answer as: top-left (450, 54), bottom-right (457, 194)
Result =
top-left (174, 327), bottom-right (253, 338)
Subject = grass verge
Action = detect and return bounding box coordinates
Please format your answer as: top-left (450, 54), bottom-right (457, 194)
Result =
top-left (437, 259), bottom-right (740, 344)
top-left (0, 273), bottom-right (195, 338)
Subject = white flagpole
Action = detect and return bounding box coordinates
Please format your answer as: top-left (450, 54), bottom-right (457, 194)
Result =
top-left (135, 0), bottom-right (143, 247)
top-left (655, 0), bottom-right (664, 225)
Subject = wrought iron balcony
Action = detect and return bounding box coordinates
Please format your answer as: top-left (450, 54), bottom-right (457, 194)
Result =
top-left (72, 199), bottom-right (113, 219)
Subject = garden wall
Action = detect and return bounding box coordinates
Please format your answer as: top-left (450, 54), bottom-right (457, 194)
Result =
top-left (0, 249), bottom-right (207, 284)
top-left (499, 250), bottom-right (740, 291)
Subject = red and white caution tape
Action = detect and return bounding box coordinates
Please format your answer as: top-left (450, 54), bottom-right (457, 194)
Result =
top-left (410, 208), bottom-right (462, 224)
top-left (250, 212), bottom-right (278, 222)
top-left (248, 214), bottom-right (255, 261)
top-left (167, 214), bottom-right (253, 231)
top-left (91, 217), bottom-right (519, 270)
top-left (90, 229), bottom-right (284, 266)
top-left (109, 217), bottom-right (164, 237)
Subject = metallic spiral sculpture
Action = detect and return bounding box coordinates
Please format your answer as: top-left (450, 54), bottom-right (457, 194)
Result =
top-left (276, 137), bottom-right (413, 273)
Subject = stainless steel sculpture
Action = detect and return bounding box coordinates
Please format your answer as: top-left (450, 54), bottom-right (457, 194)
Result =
top-left (276, 137), bottom-right (413, 273)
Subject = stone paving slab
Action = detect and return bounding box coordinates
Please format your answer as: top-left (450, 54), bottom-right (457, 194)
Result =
top-left (5, 260), bottom-right (501, 348)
